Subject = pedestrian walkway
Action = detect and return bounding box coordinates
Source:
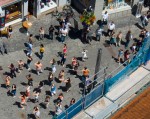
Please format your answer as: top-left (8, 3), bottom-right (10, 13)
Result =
top-left (73, 62), bottom-right (150, 119)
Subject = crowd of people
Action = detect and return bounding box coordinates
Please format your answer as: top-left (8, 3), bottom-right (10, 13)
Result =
top-left (1, 8), bottom-right (150, 119)
top-left (2, 15), bottom-right (91, 118)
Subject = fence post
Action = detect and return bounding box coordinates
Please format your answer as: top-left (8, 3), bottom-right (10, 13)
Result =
top-left (94, 48), bottom-right (102, 86)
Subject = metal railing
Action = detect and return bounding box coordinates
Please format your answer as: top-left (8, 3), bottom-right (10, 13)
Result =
top-left (56, 36), bottom-right (150, 119)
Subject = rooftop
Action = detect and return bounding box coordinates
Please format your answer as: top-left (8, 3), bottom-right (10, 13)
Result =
top-left (111, 87), bottom-right (150, 119)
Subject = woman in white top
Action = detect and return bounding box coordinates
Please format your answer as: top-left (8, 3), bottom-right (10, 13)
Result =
top-left (102, 11), bottom-right (108, 25)
top-left (39, 27), bottom-right (45, 40)
top-left (82, 49), bottom-right (88, 61)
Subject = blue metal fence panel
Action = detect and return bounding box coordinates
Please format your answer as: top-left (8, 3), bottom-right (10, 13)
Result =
top-left (57, 111), bottom-right (66, 119)
top-left (67, 98), bottom-right (83, 119)
top-left (84, 83), bottom-right (104, 108)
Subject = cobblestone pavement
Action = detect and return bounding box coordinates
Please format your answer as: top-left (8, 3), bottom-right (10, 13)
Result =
top-left (0, 10), bottom-right (150, 119)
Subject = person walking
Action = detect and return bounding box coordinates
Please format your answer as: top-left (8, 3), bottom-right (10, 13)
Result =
top-left (26, 55), bottom-right (33, 71)
top-left (8, 25), bottom-right (13, 38)
top-left (125, 30), bottom-right (133, 48)
top-left (60, 53), bottom-right (67, 67)
top-left (102, 11), bottom-right (108, 25)
top-left (60, 26), bottom-right (68, 43)
top-left (48, 71), bottom-right (54, 86)
top-left (116, 31), bottom-right (122, 47)
top-left (26, 42), bottom-right (33, 56)
top-left (49, 25), bottom-right (55, 40)
top-left (107, 21), bottom-right (115, 36)
top-left (8, 63), bottom-right (16, 78)
top-left (26, 74), bottom-right (33, 86)
top-left (35, 61), bottom-right (43, 75)
top-left (64, 77), bottom-right (71, 92)
top-left (19, 94), bottom-right (27, 109)
top-left (39, 27), bottom-right (45, 40)
top-left (39, 44), bottom-right (45, 60)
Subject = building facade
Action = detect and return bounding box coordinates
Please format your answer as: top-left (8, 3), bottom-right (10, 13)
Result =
top-left (0, 0), bottom-right (68, 28)
top-left (72, 0), bottom-right (147, 20)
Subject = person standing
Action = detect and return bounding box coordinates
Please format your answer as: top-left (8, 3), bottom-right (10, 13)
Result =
top-left (19, 94), bottom-right (27, 109)
top-left (50, 58), bottom-right (56, 73)
top-left (102, 11), bottom-right (108, 25)
top-left (8, 63), bottom-right (16, 78)
top-left (43, 96), bottom-right (50, 109)
top-left (58, 70), bottom-right (65, 82)
top-left (51, 84), bottom-right (56, 96)
top-left (26, 55), bottom-right (33, 71)
top-left (10, 84), bottom-right (17, 97)
top-left (86, 28), bottom-right (93, 44)
top-left (125, 30), bottom-right (133, 48)
top-left (17, 60), bottom-right (24, 73)
top-left (82, 49), bottom-right (88, 61)
top-left (49, 25), bottom-right (55, 40)
top-left (29, 34), bottom-right (33, 43)
top-left (35, 61), bottom-right (43, 75)
top-left (110, 31), bottom-right (117, 46)
top-left (8, 25), bottom-right (13, 38)
top-left (48, 71), bottom-right (54, 86)
top-left (107, 21), bottom-right (115, 36)
top-left (117, 49), bottom-right (124, 64)
top-left (33, 91), bottom-right (40, 103)
top-left (60, 26), bottom-right (68, 43)
top-left (5, 75), bottom-right (11, 89)
top-left (39, 44), bottom-right (45, 60)
top-left (39, 27), bottom-right (45, 40)
top-left (26, 42), bottom-right (33, 56)
top-left (95, 26), bottom-right (103, 41)
top-left (116, 31), bottom-right (122, 47)
top-left (141, 14), bottom-right (148, 28)
top-left (82, 67), bottom-right (90, 82)
top-left (64, 77), bottom-right (71, 92)
top-left (62, 44), bottom-right (67, 54)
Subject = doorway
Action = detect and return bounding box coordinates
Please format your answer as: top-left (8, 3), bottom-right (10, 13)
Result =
top-left (28, 0), bottom-right (34, 15)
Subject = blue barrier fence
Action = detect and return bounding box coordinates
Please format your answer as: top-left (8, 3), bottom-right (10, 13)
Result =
top-left (57, 36), bottom-right (150, 119)
top-left (104, 36), bottom-right (150, 92)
